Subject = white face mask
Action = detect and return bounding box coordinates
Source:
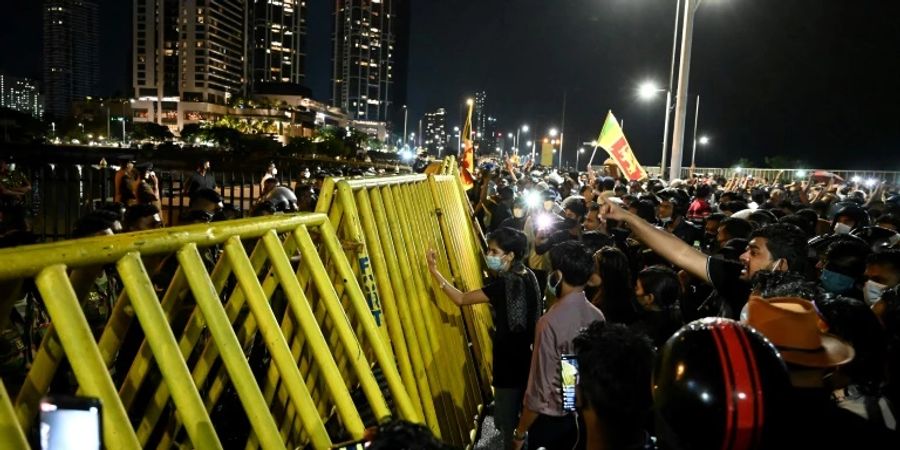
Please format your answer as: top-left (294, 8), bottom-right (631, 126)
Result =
top-left (833, 222), bottom-right (852, 235)
top-left (7, 163), bottom-right (15, 171)
top-left (863, 280), bottom-right (888, 306)
top-left (271, 168), bottom-right (278, 175)
top-left (513, 208), bottom-right (525, 218)
top-left (543, 200), bottom-right (554, 212)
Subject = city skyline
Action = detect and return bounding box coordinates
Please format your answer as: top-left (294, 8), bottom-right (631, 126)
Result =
top-left (1, 1), bottom-right (900, 168)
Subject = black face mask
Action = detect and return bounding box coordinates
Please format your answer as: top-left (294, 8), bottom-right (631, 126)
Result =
top-left (561, 217), bottom-right (579, 230)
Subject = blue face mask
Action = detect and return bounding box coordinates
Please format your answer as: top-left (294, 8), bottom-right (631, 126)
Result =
top-left (820, 269), bottom-right (856, 294)
top-left (486, 254), bottom-right (506, 272)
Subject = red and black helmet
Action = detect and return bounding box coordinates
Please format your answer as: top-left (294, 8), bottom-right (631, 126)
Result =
top-left (653, 318), bottom-right (791, 450)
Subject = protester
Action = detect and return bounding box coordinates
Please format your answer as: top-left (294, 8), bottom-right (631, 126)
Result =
top-left (587, 246), bottom-right (636, 324)
top-left (815, 295), bottom-right (896, 430)
top-left (744, 295), bottom-right (899, 447)
top-left (818, 240), bottom-right (871, 299)
top-left (600, 200), bottom-right (808, 318)
top-left (367, 419), bottom-right (452, 450)
top-left (513, 241), bottom-right (604, 450)
top-left (114, 157), bottom-right (138, 205)
top-left (574, 321), bottom-right (655, 450)
top-left (183, 158), bottom-right (216, 200)
top-left (631, 266), bottom-right (684, 348)
top-left (260, 161), bottom-right (278, 191)
top-left (427, 227), bottom-right (542, 450)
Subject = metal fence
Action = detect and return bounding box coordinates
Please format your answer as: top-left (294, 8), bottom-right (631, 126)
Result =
top-left (16, 163), bottom-right (330, 241)
top-left (643, 166), bottom-right (900, 185)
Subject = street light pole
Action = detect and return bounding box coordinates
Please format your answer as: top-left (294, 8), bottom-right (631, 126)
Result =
top-left (559, 90), bottom-right (567, 170)
top-left (576, 148), bottom-right (585, 171)
top-left (661, 0), bottom-right (682, 179)
top-left (691, 94), bottom-right (701, 168)
top-left (669, 0), bottom-right (700, 181)
top-left (402, 105), bottom-right (408, 150)
top-left (119, 118), bottom-right (126, 143)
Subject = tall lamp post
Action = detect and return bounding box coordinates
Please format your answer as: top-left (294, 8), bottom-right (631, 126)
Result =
top-left (576, 148), bottom-right (585, 171)
top-left (116, 117), bottom-right (126, 144)
top-left (516, 124), bottom-right (529, 156)
top-left (549, 128), bottom-right (560, 169)
top-left (692, 135), bottom-right (709, 168)
top-left (659, 0), bottom-right (683, 178)
top-left (690, 94), bottom-right (702, 168)
top-left (402, 105), bottom-right (408, 150)
top-left (669, 0), bottom-right (703, 181)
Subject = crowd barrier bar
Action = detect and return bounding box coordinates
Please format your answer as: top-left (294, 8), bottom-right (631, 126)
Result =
top-left (0, 214), bottom-right (422, 449)
top-left (314, 167), bottom-right (492, 448)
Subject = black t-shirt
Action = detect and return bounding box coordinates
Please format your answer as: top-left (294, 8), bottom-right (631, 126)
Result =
top-left (186, 171), bottom-right (216, 198)
top-left (481, 271), bottom-right (541, 389)
top-left (706, 256), bottom-right (750, 319)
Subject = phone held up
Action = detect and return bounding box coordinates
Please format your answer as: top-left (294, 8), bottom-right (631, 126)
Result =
top-left (560, 353), bottom-right (579, 413)
top-left (40, 395), bottom-right (102, 450)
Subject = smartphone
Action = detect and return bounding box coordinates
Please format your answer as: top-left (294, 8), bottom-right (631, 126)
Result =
top-left (560, 353), bottom-right (579, 413)
top-left (40, 396), bottom-right (102, 450)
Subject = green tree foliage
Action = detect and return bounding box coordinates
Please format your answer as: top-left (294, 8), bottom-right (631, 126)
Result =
top-left (284, 136), bottom-right (317, 156)
top-left (733, 157), bottom-right (753, 168)
top-left (131, 122), bottom-right (174, 141)
top-left (180, 123), bottom-right (203, 143)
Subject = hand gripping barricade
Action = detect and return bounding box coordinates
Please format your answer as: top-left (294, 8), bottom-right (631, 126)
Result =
top-left (0, 214), bottom-right (422, 449)
top-left (313, 160), bottom-right (492, 448)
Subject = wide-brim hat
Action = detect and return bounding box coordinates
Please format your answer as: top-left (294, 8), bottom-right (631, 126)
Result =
top-left (744, 296), bottom-right (854, 368)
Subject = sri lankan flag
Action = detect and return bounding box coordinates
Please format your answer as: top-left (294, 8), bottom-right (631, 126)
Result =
top-left (459, 101), bottom-right (476, 190)
top-left (596, 111), bottom-right (648, 181)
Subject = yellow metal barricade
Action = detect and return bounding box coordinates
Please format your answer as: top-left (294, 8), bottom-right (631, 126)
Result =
top-left (0, 214), bottom-right (417, 449)
top-left (315, 170), bottom-right (493, 447)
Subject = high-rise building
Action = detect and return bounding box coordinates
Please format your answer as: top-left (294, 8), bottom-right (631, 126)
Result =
top-left (43, 0), bottom-right (100, 119)
top-left (0, 74), bottom-right (44, 119)
top-left (249, 0), bottom-right (308, 93)
top-left (332, 0), bottom-right (400, 125)
top-left (481, 115), bottom-right (499, 156)
top-left (387, 0), bottom-right (409, 137)
top-left (423, 108), bottom-right (447, 156)
top-left (133, 0), bottom-right (248, 129)
top-left (473, 91), bottom-right (487, 137)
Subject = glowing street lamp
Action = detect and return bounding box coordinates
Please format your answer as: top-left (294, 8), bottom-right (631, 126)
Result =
top-left (638, 81), bottom-right (664, 100)
top-left (576, 148), bottom-right (586, 171)
top-left (548, 128), bottom-right (559, 137)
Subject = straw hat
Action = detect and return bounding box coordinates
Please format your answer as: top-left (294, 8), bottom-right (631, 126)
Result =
top-left (744, 296), bottom-right (854, 368)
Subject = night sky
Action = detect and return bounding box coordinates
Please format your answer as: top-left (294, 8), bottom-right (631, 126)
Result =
top-left (2, 1), bottom-right (899, 170)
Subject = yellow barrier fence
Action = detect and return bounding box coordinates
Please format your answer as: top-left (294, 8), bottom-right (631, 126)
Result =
top-left (0, 214), bottom-right (419, 449)
top-left (315, 170), bottom-right (493, 448)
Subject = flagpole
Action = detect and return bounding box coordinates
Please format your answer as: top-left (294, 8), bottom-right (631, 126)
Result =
top-left (558, 90), bottom-right (567, 170)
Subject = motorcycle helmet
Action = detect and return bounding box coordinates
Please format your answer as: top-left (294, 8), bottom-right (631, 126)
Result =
top-left (265, 186), bottom-right (299, 213)
top-left (654, 318), bottom-right (792, 450)
top-left (851, 226), bottom-right (900, 252)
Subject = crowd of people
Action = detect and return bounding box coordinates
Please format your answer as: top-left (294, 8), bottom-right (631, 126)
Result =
top-left (428, 158), bottom-right (900, 449)
top-left (3, 150), bottom-right (900, 449)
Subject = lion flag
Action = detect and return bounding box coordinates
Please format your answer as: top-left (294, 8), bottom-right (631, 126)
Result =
top-left (459, 101), bottom-right (476, 190)
top-left (596, 111), bottom-right (648, 181)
